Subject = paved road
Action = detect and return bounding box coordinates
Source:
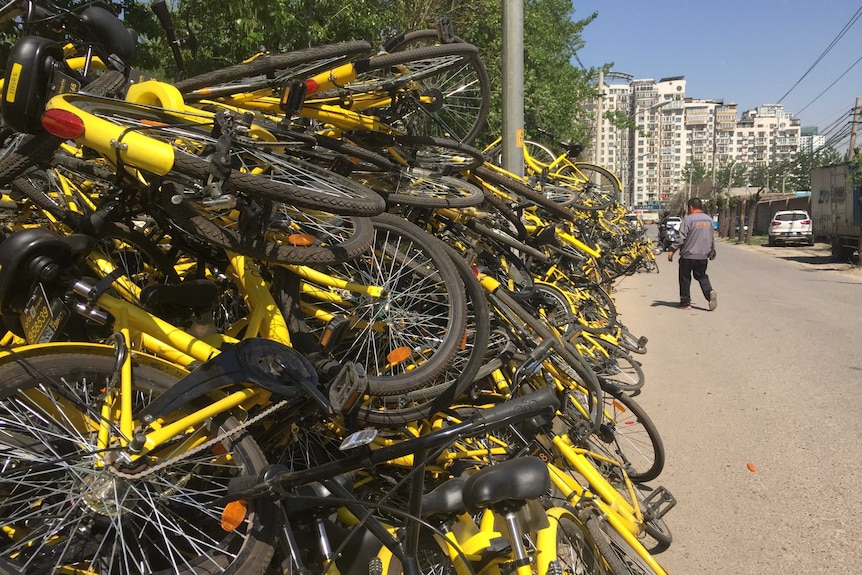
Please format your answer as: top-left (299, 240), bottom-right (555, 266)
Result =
top-left (611, 231), bottom-right (862, 574)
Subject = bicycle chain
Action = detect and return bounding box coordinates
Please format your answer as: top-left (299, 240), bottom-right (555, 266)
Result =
top-left (108, 398), bottom-right (289, 480)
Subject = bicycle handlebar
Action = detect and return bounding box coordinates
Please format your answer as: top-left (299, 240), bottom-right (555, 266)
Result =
top-left (150, 0), bottom-right (184, 81)
top-left (224, 385), bottom-right (561, 501)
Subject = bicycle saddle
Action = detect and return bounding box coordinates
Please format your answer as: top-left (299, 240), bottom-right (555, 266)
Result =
top-left (462, 456), bottom-right (550, 514)
top-left (0, 228), bottom-right (94, 314)
top-left (558, 141), bottom-right (584, 157)
top-left (421, 476), bottom-right (467, 518)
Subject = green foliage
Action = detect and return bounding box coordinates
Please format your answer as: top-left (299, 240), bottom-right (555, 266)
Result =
top-left (681, 158), bottom-right (708, 187)
top-left (1, 0), bottom-right (601, 149)
top-left (715, 159), bottom-right (747, 189)
top-left (603, 109), bottom-right (646, 138)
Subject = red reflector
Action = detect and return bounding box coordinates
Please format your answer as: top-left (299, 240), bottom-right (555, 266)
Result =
top-left (41, 109), bottom-right (85, 139)
top-left (305, 78), bottom-right (319, 95)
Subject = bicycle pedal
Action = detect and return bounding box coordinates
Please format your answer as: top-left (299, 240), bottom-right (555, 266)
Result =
top-left (319, 315), bottom-right (350, 354)
top-left (642, 485), bottom-right (677, 521)
top-left (328, 361), bottom-right (368, 416)
top-left (279, 78), bottom-right (307, 117)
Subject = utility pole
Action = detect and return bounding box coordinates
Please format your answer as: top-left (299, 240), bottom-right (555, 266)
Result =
top-left (847, 96), bottom-right (861, 162)
top-left (501, 0), bottom-right (524, 177)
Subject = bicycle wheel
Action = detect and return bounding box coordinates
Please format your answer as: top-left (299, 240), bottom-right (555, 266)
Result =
top-left (318, 43), bottom-right (490, 144)
top-left (590, 511), bottom-right (665, 575)
top-left (589, 338), bottom-right (645, 393)
top-left (0, 345), bottom-right (274, 575)
top-left (523, 282), bottom-right (577, 338)
top-left (297, 212), bottom-right (467, 396)
top-left (65, 95), bottom-right (387, 217)
top-left (555, 163), bottom-right (621, 211)
top-left (594, 385), bottom-right (665, 483)
top-left (540, 506), bottom-right (614, 575)
top-left (354, 166), bottom-right (484, 209)
top-left (175, 40), bottom-right (373, 98)
top-left (617, 325), bottom-right (647, 355)
top-left (359, 244), bottom-right (490, 424)
top-left (470, 165), bottom-right (576, 222)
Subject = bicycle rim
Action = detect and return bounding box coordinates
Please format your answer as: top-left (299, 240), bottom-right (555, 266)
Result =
top-left (0, 347), bottom-right (274, 575)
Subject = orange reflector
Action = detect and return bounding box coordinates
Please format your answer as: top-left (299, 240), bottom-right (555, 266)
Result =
top-left (140, 119), bottom-right (169, 127)
top-left (288, 233), bottom-right (316, 246)
top-left (747, 462), bottom-right (756, 472)
top-left (612, 401), bottom-right (626, 412)
top-left (387, 347), bottom-right (412, 364)
top-left (221, 499), bottom-right (247, 532)
top-left (41, 109), bottom-right (85, 139)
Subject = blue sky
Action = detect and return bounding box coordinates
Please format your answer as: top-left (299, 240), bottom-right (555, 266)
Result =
top-left (572, 1), bottom-right (861, 146)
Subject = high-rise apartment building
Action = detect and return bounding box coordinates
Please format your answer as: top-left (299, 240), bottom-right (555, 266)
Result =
top-left (587, 75), bottom-right (802, 208)
top-left (800, 126), bottom-right (826, 154)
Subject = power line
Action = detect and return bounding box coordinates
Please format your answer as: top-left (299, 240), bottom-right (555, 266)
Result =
top-left (794, 54), bottom-right (862, 116)
top-left (819, 110), bottom-right (853, 140)
top-left (776, 5), bottom-right (862, 104)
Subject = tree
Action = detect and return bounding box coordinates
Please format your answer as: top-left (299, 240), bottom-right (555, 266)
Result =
top-left (715, 158), bottom-right (747, 190)
top-left (681, 159), bottom-right (709, 199)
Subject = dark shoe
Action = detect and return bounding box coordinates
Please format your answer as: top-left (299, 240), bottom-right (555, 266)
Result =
top-left (678, 302), bottom-right (691, 310)
top-left (708, 290), bottom-right (718, 311)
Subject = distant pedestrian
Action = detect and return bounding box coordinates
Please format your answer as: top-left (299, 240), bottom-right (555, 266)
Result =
top-left (667, 198), bottom-right (717, 310)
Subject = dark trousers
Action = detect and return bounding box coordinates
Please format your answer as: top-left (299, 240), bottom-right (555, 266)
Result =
top-left (678, 258), bottom-right (713, 304)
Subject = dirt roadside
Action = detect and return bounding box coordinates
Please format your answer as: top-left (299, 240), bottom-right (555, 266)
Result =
top-left (716, 237), bottom-right (862, 278)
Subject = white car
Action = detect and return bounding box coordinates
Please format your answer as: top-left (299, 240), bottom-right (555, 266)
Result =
top-left (767, 210), bottom-right (813, 246)
top-left (665, 216), bottom-right (682, 231)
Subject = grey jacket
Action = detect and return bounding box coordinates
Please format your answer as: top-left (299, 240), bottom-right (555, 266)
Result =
top-left (670, 211), bottom-right (714, 260)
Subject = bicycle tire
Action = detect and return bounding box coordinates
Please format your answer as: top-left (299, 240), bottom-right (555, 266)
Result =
top-left (588, 337), bottom-right (645, 393)
top-left (157, 178), bottom-right (376, 265)
top-left (594, 385), bottom-right (665, 483)
top-left (175, 40), bottom-right (373, 97)
top-left (631, 484), bottom-right (673, 554)
top-left (523, 282), bottom-right (577, 338)
top-left (470, 165), bottom-right (576, 222)
top-left (618, 325), bottom-right (648, 355)
top-left (356, 166), bottom-right (484, 209)
top-left (0, 70), bottom-right (126, 185)
top-left (65, 96), bottom-right (387, 217)
top-left (579, 507), bottom-right (660, 575)
top-left (490, 287), bottom-right (604, 433)
top-left (299, 212), bottom-right (467, 396)
top-left (555, 163), bottom-right (621, 211)
top-left (540, 506), bottom-right (614, 575)
top-left (378, 133), bottom-right (486, 173)
top-left (359, 244), bottom-right (490, 424)
top-left (0, 345), bottom-right (274, 575)
top-left (319, 42), bottom-right (490, 144)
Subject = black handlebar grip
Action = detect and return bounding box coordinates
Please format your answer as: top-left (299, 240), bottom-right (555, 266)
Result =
top-left (150, 0), bottom-right (176, 42)
top-left (471, 385), bottom-right (560, 430)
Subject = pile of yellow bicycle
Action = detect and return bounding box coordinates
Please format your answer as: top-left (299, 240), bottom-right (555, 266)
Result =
top-left (0, 2), bottom-right (666, 574)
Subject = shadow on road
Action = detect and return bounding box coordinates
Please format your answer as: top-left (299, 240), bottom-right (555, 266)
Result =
top-left (650, 300), bottom-right (682, 308)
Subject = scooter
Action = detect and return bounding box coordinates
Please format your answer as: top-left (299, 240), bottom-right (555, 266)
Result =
top-left (659, 226), bottom-right (677, 252)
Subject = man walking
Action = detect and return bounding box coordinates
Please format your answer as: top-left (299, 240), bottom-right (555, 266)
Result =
top-left (667, 198), bottom-right (717, 310)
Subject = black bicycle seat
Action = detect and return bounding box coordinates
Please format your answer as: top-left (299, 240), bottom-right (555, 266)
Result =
top-left (558, 141), bottom-right (584, 157)
top-left (462, 456), bottom-right (550, 513)
top-left (0, 228), bottom-right (94, 314)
